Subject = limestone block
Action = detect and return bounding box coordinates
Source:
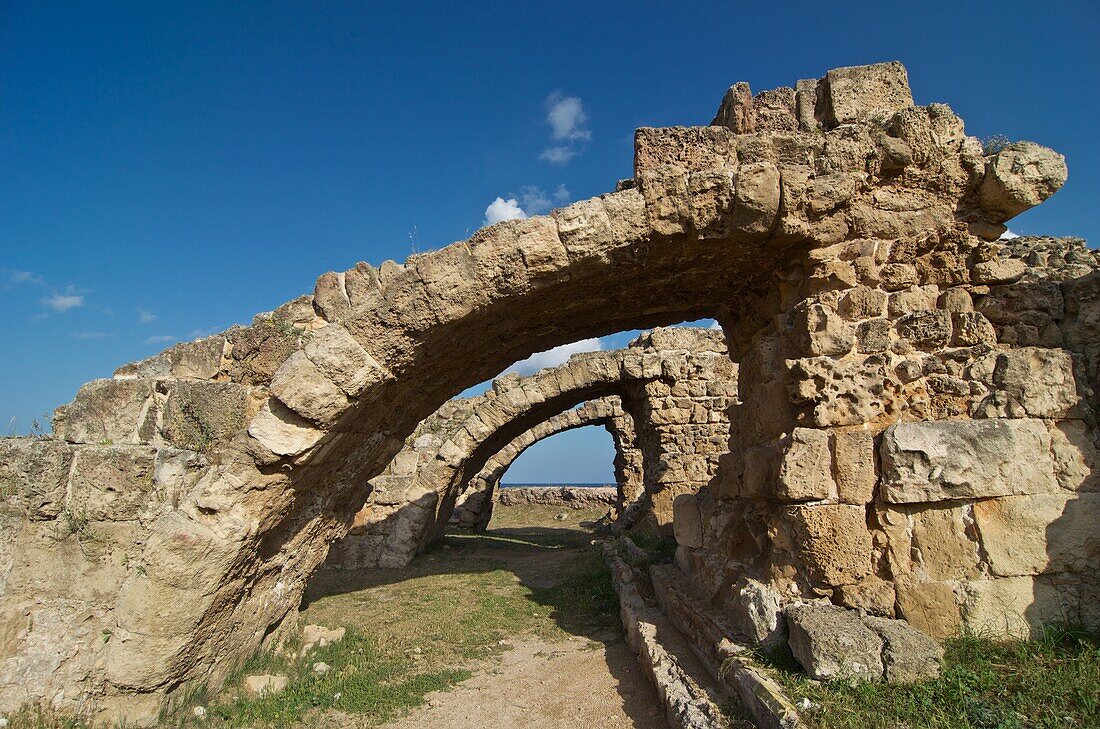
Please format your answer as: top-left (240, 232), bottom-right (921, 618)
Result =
top-left (115, 336), bottom-right (226, 381)
top-left (972, 258), bottom-right (1027, 284)
top-left (880, 419), bottom-right (1056, 502)
top-left (226, 321), bottom-right (301, 385)
top-left (879, 263), bottom-right (919, 291)
top-left (1049, 420), bottom-right (1099, 492)
top-left (970, 347), bottom-right (1081, 419)
top-left (939, 288), bottom-right (973, 313)
top-left (979, 142), bottom-right (1068, 224)
top-left (835, 576), bottom-right (896, 616)
top-left (553, 198), bottom-right (615, 261)
top-left (895, 310), bottom-right (952, 350)
top-left (687, 169), bottom-right (734, 238)
top-left (894, 576), bottom-right (961, 640)
top-left (161, 381), bottom-right (251, 453)
top-left (838, 286), bottom-right (887, 319)
top-left (952, 311), bottom-right (997, 346)
top-left (712, 81), bottom-right (755, 132)
top-left (973, 493), bottom-right (1100, 576)
top-left (303, 324), bottom-right (387, 398)
top-left (141, 510), bottom-right (240, 591)
top-left (601, 188), bottom-right (649, 244)
top-left (909, 504), bottom-right (983, 580)
top-left (730, 161), bottom-right (781, 239)
top-left (832, 430), bottom-right (876, 504)
top-left (786, 604), bottom-right (884, 681)
top-left (672, 493), bottom-right (702, 548)
top-left (105, 628), bottom-right (191, 691)
top-left (775, 428), bottom-right (835, 502)
top-left (301, 624), bottom-right (346, 652)
top-left (68, 446), bottom-right (157, 522)
top-left (806, 261), bottom-right (857, 295)
top-left (514, 216), bottom-right (569, 278)
top-left (633, 126), bottom-right (732, 175)
top-left (637, 165), bottom-right (690, 237)
top-left (855, 318), bottom-right (891, 353)
top-left (53, 379), bottom-right (156, 445)
top-left (270, 350), bottom-right (350, 425)
top-left (863, 616), bottom-right (943, 683)
top-left (247, 398), bottom-right (324, 457)
top-left (789, 303), bottom-right (854, 357)
top-left (728, 577), bottom-right (784, 644)
top-left (960, 576), bottom-right (1063, 638)
top-left (0, 438), bottom-right (73, 520)
top-left (778, 504), bottom-right (872, 586)
top-left (822, 62), bottom-right (914, 127)
top-left (887, 285), bottom-right (939, 317)
top-left (313, 271), bottom-right (351, 322)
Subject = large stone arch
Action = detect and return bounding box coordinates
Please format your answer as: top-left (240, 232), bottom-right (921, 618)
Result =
top-left (0, 61), bottom-right (1084, 722)
top-left (323, 328), bottom-right (732, 571)
top-left (450, 395), bottom-right (641, 533)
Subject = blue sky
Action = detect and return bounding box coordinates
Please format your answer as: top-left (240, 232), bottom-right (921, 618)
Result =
top-left (2, 2), bottom-right (1097, 481)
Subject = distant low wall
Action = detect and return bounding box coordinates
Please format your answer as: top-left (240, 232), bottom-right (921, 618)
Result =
top-left (498, 486), bottom-right (618, 509)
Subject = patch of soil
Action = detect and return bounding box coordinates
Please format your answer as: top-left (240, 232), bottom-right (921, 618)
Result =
top-left (379, 635), bottom-right (664, 729)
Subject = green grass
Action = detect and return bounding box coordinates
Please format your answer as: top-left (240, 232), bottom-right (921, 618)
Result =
top-left (765, 623), bottom-right (1100, 729)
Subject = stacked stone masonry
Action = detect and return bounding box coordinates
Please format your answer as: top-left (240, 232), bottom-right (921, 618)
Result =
top-left (0, 61), bottom-right (1094, 724)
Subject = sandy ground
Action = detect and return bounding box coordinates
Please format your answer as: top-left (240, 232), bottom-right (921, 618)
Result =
top-left (380, 635), bottom-right (665, 729)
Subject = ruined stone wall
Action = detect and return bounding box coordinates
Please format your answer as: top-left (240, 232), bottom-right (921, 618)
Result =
top-left (674, 235), bottom-right (1099, 643)
top-left (0, 61), bottom-right (1082, 722)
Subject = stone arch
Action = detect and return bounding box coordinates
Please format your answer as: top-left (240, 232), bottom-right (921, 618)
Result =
top-left (0, 62), bottom-right (1081, 722)
top-left (451, 395), bottom-right (641, 533)
top-left (323, 328), bottom-right (731, 571)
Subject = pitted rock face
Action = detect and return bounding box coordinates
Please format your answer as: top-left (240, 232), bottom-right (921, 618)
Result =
top-left (0, 62), bottom-right (1089, 721)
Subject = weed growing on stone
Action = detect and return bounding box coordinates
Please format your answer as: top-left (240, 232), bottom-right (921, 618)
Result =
top-left (766, 622), bottom-right (1100, 728)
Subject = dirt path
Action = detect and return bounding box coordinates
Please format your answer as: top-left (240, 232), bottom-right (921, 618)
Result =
top-left (380, 635), bottom-right (664, 729)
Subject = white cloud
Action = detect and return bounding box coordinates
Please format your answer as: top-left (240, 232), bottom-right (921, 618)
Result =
top-left (546, 93), bottom-right (589, 141)
top-left (146, 334), bottom-right (177, 345)
top-left (188, 327), bottom-right (221, 339)
top-left (484, 197), bottom-right (528, 226)
top-left (1000, 229), bottom-right (1020, 240)
top-left (539, 146), bottom-right (576, 165)
top-left (505, 338), bottom-right (602, 376)
top-left (138, 308), bottom-right (157, 324)
top-left (71, 331), bottom-right (107, 340)
top-left (42, 292), bottom-right (85, 312)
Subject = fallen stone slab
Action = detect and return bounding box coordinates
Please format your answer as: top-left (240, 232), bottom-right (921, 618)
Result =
top-left (786, 604), bottom-right (884, 681)
top-left (497, 485), bottom-right (617, 509)
top-left (864, 616), bottom-right (944, 683)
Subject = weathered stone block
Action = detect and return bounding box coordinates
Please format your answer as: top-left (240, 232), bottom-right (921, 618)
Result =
top-left (786, 604), bottom-right (883, 680)
top-left (775, 428), bottom-right (834, 501)
top-left (778, 504), bottom-right (872, 586)
top-left (0, 439), bottom-right (73, 520)
top-left (161, 381), bottom-right (251, 453)
top-left (270, 350), bottom-right (350, 425)
top-left (822, 62), bottom-right (914, 127)
top-left (672, 493), bottom-right (702, 548)
top-left (247, 398), bottom-right (324, 457)
top-left (728, 577), bottom-right (784, 644)
top-left (53, 379), bottom-right (156, 445)
top-left (970, 347), bottom-right (1081, 419)
top-left (973, 493), bottom-right (1100, 576)
top-left (730, 161), bottom-right (780, 239)
top-left (863, 616), bottom-right (943, 683)
top-left (979, 142), bottom-right (1068, 224)
top-left (880, 419), bottom-right (1056, 502)
top-left (832, 430), bottom-right (876, 504)
top-left (68, 446), bottom-right (158, 521)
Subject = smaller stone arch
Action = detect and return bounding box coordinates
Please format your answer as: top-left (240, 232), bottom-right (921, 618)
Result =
top-left (448, 396), bottom-right (642, 531)
top-left (323, 327), bottom-right (735, 571)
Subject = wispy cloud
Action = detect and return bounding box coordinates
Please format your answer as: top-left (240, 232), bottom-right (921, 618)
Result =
top-left (138, 308), bottom-right (157, 324)
top-left (8, 270), bottom-right (44, 287)
top-left (42, 292), bottom-right (85, 313)
top-left (188, 327), bottom-right (221, 339)
top-left (71, 331), bottom-right (108, 340)
top-left (539, 146), bottom-right (576, 165)
top-left (546, 93), bottom-right (590, 141)
top-left (540, 92), bottom-right (590, 165)
top-left (484, 197), bottom-right (528, 226)
top-left (146, 334), bottom-right (177, 345)
top-left (518, 184), bottom-right (570, 216)
top-left (505, 338), bottom-right (602, 377)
